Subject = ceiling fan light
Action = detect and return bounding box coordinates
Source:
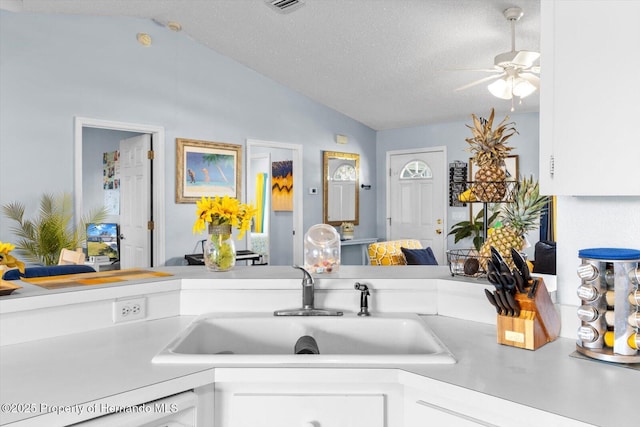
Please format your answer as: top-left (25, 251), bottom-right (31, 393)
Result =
top-left (512, 78), bottom-right (536, 98)
top-left (488, 78), bottom-right (512, 100)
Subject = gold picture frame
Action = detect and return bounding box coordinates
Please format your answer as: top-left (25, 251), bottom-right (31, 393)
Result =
top-left (175, 138), bottom-right (242, 203)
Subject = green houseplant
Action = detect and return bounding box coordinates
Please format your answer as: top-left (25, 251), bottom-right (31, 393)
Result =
top-left (448, 207), bottom-right (500, 252)
top-left (2, 193), bottom-right (107, 266)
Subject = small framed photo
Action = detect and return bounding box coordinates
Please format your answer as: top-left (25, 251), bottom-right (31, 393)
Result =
top-left (175, 138), bottom-right (242, 203)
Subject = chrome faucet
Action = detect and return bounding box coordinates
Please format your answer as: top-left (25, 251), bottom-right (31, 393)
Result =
top-left (273, 266), bottom-right (343, 316)
top-left (295, 265), bottom-right (315, 310)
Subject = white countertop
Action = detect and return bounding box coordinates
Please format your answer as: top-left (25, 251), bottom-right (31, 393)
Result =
top-left (1, 265), bottom-right (453, 297)
top-left (1, 313), bottom-right (637, 427)
top-left (0, 316), bottom-right (211, 426)
top-left (421, 316), bottom-right (637, 426)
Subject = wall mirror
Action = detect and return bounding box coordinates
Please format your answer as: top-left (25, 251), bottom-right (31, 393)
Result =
top-left (323, 151), bottom-right (359, 225)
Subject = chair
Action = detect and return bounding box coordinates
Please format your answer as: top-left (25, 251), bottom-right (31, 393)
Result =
top-left (532, 240), bottom-right (556, 275)
top-left (58, 248), bottom-right (86, 265)
top-left (368, 240), bottom-right (422, 266)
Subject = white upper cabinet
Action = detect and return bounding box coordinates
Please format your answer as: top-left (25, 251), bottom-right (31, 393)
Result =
top-left (539, 0), bottom-right (640, 195)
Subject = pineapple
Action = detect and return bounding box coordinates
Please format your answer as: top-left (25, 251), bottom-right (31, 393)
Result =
top-left (479, 176), bottom-right (548, 268)
top-left (465, 108), bottom-right (517, 202)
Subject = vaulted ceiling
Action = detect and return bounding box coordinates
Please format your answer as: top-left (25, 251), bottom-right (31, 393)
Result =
top-left (11, 0), bottom-right (541, 130)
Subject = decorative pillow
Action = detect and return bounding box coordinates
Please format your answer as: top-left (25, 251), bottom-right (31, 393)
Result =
top-left (2, 265), bottom-right (96, 280)
top-left (401, 247), bottom-right (438, 265)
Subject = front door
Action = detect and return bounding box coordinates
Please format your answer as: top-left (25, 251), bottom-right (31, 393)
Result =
top-left (387, 148), bottom-right (446, 263)
top-left (119, 134), bottom-right (152, 268)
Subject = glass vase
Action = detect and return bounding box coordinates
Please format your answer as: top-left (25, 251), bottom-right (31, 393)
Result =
top-left (204, 224), bottom-right (236, 272)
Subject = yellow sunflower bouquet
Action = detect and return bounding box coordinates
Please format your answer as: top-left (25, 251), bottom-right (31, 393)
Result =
top-left (192, 195), bottom-right (257, 239)
top-left (0, 241), bottom-right (25, 274)
top-left (193, 196), bottom-right (257, 271)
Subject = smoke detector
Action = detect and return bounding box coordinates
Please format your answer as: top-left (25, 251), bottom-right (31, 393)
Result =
top-left (264, 0), bottom-right (305, 14)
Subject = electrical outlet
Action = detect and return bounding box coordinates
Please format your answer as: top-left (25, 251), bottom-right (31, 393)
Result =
top-left (113, 297), bottom-right (146, 323)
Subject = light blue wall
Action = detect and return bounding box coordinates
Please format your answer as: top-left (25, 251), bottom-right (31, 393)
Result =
top-left (0, 11), bottom-right (377, 265)
top-left (376, 112), bottom-right (540, 258)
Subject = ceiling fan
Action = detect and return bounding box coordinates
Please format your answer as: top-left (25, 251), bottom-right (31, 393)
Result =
top-left (456, 7), bottom-right (540, 108)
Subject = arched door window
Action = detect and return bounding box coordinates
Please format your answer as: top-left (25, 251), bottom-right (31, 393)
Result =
top-left (333, 163), bottom-right (357, 181)
top-left (400, 160), bottom-right (432, 179)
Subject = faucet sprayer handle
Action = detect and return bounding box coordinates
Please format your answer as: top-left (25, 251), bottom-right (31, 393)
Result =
top-left (293, 265), bottom-right (314, 285)
top-left (354, 282), bottom-right (369, 294)
top-left (354, 282), bottom-right (371, 316)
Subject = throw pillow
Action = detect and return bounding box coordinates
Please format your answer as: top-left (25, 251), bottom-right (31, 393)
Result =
top-left (401, 247), bottom-right (438, 265)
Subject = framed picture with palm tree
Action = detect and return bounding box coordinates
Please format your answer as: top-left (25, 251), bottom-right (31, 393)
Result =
top-left (175, 138), bottom-right (242, 203)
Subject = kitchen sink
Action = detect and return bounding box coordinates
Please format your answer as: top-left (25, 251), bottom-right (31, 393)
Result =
top-left (152, 313), bottom-right (456, 366)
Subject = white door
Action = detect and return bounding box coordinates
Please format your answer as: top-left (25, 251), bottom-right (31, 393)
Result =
top-left (387, 148), bottom-right (446, 263)
top-left (119, 134), bottom-right (151, 268)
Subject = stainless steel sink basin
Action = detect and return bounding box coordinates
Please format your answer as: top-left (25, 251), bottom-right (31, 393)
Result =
top-left (153, 313), bottom-right (456, 366)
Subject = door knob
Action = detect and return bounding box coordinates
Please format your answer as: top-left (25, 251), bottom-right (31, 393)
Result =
top-left (436, 229), bottom-right (442, 234)
top-left (119, 234), bottom-right (126, 240)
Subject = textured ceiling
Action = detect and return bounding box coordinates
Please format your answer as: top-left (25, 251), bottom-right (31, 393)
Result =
top-left (12, 0), bottom-right (541, 130)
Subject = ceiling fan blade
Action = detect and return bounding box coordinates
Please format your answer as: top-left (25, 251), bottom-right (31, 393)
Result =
top-left (527, 65), bottom-right (541, 74)
top-left (455, 73), bottom-right (505, 92)
top-left (512, 50), bottom-right (540, 67)
top-left (519, 72), bottom-right (540, 89)
top-left (447, 67), bottom-right (502, 73)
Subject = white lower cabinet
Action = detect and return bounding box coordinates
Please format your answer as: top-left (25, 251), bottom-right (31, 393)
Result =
top-left (71, 370), bottom-right (593, 427)
top-left (213, 368), bottom-right (403, 427)
top-left (404, 385), bottom-right (499, 427)
top-left (230, 393), bottom-right (384, 426)
top-left (212, 369), bottom-right (595, 427)
top-left (402, 374), bottom-right (594, 427)
top-left (72, 391), bottom-right (199, 426)
top-left (406, 398), bottom-right (490, 426)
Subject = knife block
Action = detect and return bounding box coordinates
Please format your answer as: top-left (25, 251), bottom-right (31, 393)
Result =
top-left (496, 278), bottom-right (561, 350)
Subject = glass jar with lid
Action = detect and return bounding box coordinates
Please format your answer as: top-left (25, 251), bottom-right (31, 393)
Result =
top-left (304, 224), bottom-right (340, 274)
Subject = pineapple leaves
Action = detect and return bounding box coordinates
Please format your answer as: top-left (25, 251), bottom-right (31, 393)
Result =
top-left (499, 176), bottom-right (548, 235)
top-left (465, 108), bottom-right (517, 168)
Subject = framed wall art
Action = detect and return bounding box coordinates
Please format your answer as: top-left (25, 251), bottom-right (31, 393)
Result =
top-left (175, 138), bottom-right (242, 203)
top-left (272, 160), bottom-right (293, 211)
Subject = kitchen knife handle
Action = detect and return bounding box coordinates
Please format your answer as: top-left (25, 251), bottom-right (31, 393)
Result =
top-left (484, 288), bottom-right (502, 314)
top-left (505, 291), bottom-right (520, 317)
top-left (496, 290), bottom-right (513, 317)
top-left (512, 268), bottom-right (525, 293)
top-left (527, 279), bottom-right (539, 299)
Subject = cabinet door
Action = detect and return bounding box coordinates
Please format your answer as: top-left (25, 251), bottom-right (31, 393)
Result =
top-left (73, 391), bottom-right (198, 426)
top-left (406, 400), bottom-right (495, 427)
top-left (539, 0), bottom-right (640, 195)
top-left (230, 393), bottom-right (385, 427)
top-left (403, 381), bottom-right (594, 427)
